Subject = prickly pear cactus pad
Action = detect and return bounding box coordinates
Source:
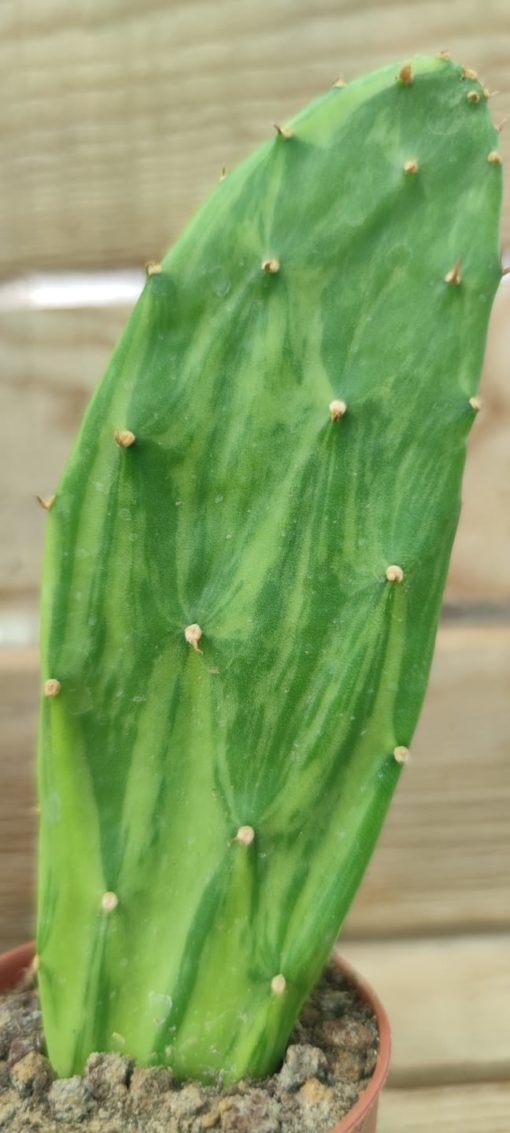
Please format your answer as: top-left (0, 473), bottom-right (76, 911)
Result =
top-left (37, 54), bottom-right (502, 1081)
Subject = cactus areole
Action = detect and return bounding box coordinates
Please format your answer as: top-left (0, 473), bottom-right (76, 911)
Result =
top-left (37, 55), bottom-right (502, 1082)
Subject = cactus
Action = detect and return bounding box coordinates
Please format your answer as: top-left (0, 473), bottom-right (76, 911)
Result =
top-left (37, 54), bottom-right (502, 1083)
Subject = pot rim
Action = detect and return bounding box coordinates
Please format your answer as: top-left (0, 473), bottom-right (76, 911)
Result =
top-left (0, 942), bottom-right (390, 1133)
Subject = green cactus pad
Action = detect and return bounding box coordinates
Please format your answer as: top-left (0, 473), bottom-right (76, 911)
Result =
top-left (37, 54), bottom-right (502, 1081)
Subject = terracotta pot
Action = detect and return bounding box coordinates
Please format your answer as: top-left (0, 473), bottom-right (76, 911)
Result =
top-left (0, 942), bottom-right (35, 987)
top-left (0, 942), bottom-right (390, 1133)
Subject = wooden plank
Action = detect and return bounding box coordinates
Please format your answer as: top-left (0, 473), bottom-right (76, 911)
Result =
top-left (0, 0), bottom-right (509, 276)
top-left (380, 1083), bottom-right (510, 1133)
top-left (0, 626), bottom-right (508, 950)
top-left (0, 305), bottom-right (126, 603)
top-left (0, 649), bottom-right (38, 951)
top-left (447, 279), bottom-right (510, 604)
top-left (346, 623), bottom-right (510, 937)
top-left (342, 934), bottom-right (510, 1082)
top-left (2, 278), bottom-right (510, 603)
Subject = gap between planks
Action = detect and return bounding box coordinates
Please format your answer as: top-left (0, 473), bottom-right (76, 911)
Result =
top-left (341, 933), bottom-right (510, 1086)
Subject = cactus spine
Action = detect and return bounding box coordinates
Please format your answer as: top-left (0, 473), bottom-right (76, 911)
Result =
top-left (37, 55), bottom-right (502, 1082)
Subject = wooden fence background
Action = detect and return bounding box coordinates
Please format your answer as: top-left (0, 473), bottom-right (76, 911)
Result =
top-left (1, 3), bottom-right (509, 1129)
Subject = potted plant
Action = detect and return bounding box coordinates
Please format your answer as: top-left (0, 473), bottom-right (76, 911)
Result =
top-left (0, 53), bottom-right (502, 1132)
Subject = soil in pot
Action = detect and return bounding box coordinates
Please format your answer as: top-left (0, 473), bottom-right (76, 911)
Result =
top-left (0, 960), bottom-right (379, 1132)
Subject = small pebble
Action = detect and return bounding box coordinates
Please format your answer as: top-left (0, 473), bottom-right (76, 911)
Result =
top-left (298, 1077), bottom-right (336, 1107)
top-left (331, 1049), bottom-right (365, 1082)
top-left (298, 1005), bottom-right (322, 1027)
top-left (129, 1064), bottom-right (174, 1105)
top-left (87, 1122), bottom-right (126, 1133)
top-left (364, 1046), bottom-right (378, 1076)
top-left (49, 1074), bottom-right (95, 1121)
top-left (0, 1089), bottom-right (19, 1124)
top-left (0, 1008), bottom-right (14, 1060)
top-left (330, 1080), bottom-right (359, 1114)
top-left (86, 1052), bottom-right (133, 1101)
top-left (219, 1088), bottom-right (280, 1132)
top-left (201, 1107), bottom-right (221, 1129)
top-left (1, 992), bottom-right (42, 1063)
top-left (321, 1017), bottom-right (373, 1050)
top-left (169, 1082), bottom-right (207, 1118)
top-left (8, 1036), bottom-right (40, 1067)
top-left (297, 1077), bottom-right (339, 1132)
top-left (10, 1051), bottom-right (54, 1098)
top-left (318, 988), bottom-right (353, 1016)
top-left (278, 1044), bottom-right (328, 1091)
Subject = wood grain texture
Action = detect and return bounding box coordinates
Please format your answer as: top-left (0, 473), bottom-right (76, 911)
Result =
top-left (2, 276), bottom-right (509, 605)
top-left (449, 278), bottom-right (510, 603)
top-left (0, 625), bottom-right (508, 951)
top-left (342, 934), bottom-right (510, 1082)
top-left (347, 623), bottom-right (510, 937)
top-left (0, 0), bottom-right (509, 276)
top-left (380, 1083), bottom-right (510, 1132)
top-left (0, 305), bottom-right (124, 603)
top-left (0, 649), bottom-right (38, 952)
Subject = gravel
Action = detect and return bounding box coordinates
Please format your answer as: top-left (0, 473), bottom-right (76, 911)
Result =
top-left (0, 961), bottom-right (379, 1132)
